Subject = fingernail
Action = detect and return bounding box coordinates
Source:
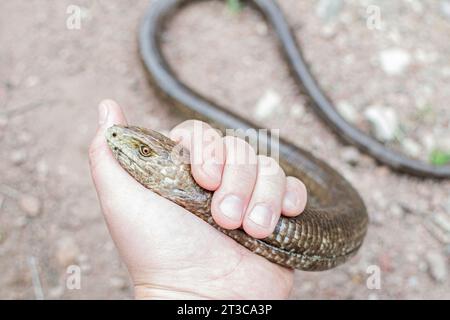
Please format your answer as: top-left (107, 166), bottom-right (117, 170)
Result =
top-left (248, 205), bottom-right (273, 229)
top-left (202, 158), bottom-right (221, 181)
top-left (219, 195), bottom-right (243, 222)
top-left (283, 191), bottom-right (298, 211)
top-left (98, 101), bottom-right (109, 125)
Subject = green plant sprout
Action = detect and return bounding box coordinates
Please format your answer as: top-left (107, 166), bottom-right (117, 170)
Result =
top-left (227, 0), bottom-right (242, 13)
top-left (429, 149), bottom-right (450, 166)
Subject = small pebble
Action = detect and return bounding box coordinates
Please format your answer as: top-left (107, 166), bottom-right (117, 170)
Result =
top-left (425, 251), bottom-right (448, 283)
top-left (364, 106), bottom-right (399, 142)
top-left (36, 159), bottom-right (49, 180)
top-left (110, 276), bottom-right (128, 290)
top-left (316, 0), bottom-right (343, 22)
top-left (379, 48), bottom-right (411, 76)
top-left (378, 253), bottom-right (394, 272)
top-left (290, 104), bottom-right (305, 118)
top-left (389, 204), bottom-right (404, 219)
top-left (13, 216), bottom-right (28, 228)
top-left (17, 131), bottom-right (32, 144)
top-left (320, 24), bottom-right (337, 38)
top-left (255, 22), bottom-right (268, 36)
top-left (18, 195), bottom-right (41, 217)
top-left (401, 139), bottom-right (421, 158)
top-left (370, 210), bottom-right (385, 226)
top-left (24, 75), bottom-right (39, 88)
top-left (255, 89), bottom-right (282, 120)
top-left (340, 146), bottom-right (360, 165)
top-left (10, 150), bottom-right (27, 165)
top-left (440, 0), bottom-right (450, 20)
top-left (409, 1), bottom-right (424, 13)
top-left (407, 276), bottom-right (419, 288)
top-left (368, 293), bottom-right (379, 300)
top-left (78, 255), bottom-right (92, 273)
top-left (432, 214), bottom-right (450, 233)
top-left (48, 286), bottom-right (65, 299)
top-left (414, 49), bottom-right (438, 65)
top-left (337, 101), bottom-right (357, 123)
top-left (56, 237), bottom-right (80, 267)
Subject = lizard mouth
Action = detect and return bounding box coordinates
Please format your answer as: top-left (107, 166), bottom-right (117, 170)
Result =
top-left (106, 137), bottom-right (151, 184)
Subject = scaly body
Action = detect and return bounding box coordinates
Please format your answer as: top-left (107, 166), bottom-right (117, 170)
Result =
top-left (106, 125), bottom-right (368, 271)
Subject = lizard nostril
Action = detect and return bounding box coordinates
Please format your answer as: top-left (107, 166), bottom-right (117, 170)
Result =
top-left (112, 132), bottom-right (117, 138)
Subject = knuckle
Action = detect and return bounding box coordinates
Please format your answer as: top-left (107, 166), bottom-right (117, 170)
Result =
top-left (186, 119), bottom-right (212, 132)
top-left (223, 136), bottom-right (257, 157)
top-left (257, 155), bottom-right (284, 178)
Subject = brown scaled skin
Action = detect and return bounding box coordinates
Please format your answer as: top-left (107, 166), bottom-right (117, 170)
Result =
top-left (106, 125), bottom-right (368, 271)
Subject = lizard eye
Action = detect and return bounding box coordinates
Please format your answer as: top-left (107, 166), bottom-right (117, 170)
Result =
top-left (139, 144), bottom-right (152, 157)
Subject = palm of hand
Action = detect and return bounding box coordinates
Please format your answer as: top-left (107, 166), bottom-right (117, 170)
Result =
top-left (100, 171), bottom-right (293, 299)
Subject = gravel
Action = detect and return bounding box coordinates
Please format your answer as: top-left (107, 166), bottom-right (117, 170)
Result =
top-left (10, 150), bottom-right (27, 165)
top-left (425, 251), bottom-right (448, 283)
top-left (379, 48), bottom-right (412, 76)
top-left (316, 0), bottom-right (343, 22)
top-left (364, 106), bottom-right (399, 142)
top-left (336, 101), bottom-right (357, 123)
top-left (0, 229), bottom-right (6, 245)
top-left (55, 237), bottom-right (80, 267)
top-left (109, 276), bottom-right (128, 290)
top-left (340, 146), bottom-right (361, 165)
top-left (440, 0), bottom-right (450, 19)
top-left (18, 194), bottom-right (41, 217)
top-left (254, 89), bottom-right (282, 120)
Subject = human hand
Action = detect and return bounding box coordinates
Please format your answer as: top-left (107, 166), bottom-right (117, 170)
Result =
top-left (89, 100), bottom-right (307, 299)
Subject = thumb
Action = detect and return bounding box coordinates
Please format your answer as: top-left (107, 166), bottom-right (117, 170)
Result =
top-left (89, 99), bottom-right (130, 194)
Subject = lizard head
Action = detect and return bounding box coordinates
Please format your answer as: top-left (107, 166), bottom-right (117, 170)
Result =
top-left (105, 125), bottom-right (211, 207)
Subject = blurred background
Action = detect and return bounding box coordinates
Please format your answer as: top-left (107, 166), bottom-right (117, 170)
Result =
top-left (0, 0), bottom-right (449, 299)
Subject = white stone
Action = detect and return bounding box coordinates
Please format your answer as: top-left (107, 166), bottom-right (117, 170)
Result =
top-left (425, 251), bottom-right (448, 282)
top-left (364, 106), bottom-right (399, 142)
top-left (340, 146), bottom-right (360, 165)
top-left (402, 138), bottom-right (421, 157)
top-left (255, 90), bottom-right (282, 120)
top-left (18, 195), bottom-right (41, 217)
top-left (56, 237), bottom-right (80, 267)
top-left (48, 286), bottom-right (65, 299)
top-left (440, 0), bottom-right (450, 20)
top-left (110, 276), bottom-right (128, 290)
top-left (255, 22), bottom-right (268, 36)
top-left (337, 101), bottom-right (357, 123)
top-left (316, 0), bottom-right (343, 21)
top-left (10, 150), bottom-right (27, 165)
top-left (290, 104), bottom-right (305, 118)
top-left (379, 48), bottom-right (411, 75)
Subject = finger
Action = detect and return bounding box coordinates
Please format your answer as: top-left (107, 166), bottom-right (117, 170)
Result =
top-left (211, 136), bottom-right (257, 230)
top-left (89, 99), bottom-right (131, 200)
top-left (169, 120), bottom-right (222, 149)
top-left (242, 156), bottom-right (285, 239)
top-left (281, 176), bottom-right (308, 217)
top-left (170, 120), bottom-right (225, 191)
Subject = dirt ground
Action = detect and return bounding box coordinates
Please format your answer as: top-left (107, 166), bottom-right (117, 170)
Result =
top-left (0, 0), bottom-right (449, 299)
